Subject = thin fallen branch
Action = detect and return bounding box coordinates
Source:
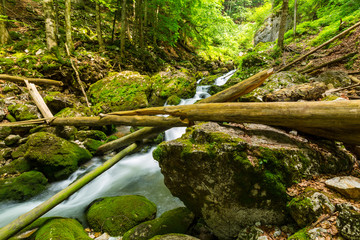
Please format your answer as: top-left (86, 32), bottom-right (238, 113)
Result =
top-left (277, 20), bottom-right (360, 72)
top-left (301, 52), bottom-right (357, 74)
top-left (0, 74), bottom-right (63, 86)
top-left (349, 75), bottom-right (360, 84)
top-left (65, 43), bottom-right (91, 107)
top-left (0, 143), bottom-right (139, 240)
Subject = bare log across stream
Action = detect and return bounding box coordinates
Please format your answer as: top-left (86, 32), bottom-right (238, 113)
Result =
top-left (0, 74), bottom-right (64, 86)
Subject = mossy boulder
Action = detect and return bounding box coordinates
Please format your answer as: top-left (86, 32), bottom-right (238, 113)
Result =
top-left (123, 207), bottom-right (195, 240)
top-left (33, 218), bottom-right (92, 240)
top-left (86, 195), bottom-right (157, 236)
top-left (166, 95), bottom-right (182, 106)
top-left (337, 203), bottom-right (360, 240)
top-left (150, 234), bottom-right (200, 240)
top-left (287, 191), bottom-right (335, 227)
top-left (0, 157), bottom-right (31, 176)
top-left (89, 71), bottom-right (152, 113)
top-left (8, 103), bottom-right (39, 121)
top-left (43, 91), bottom-right (76, 114)
top-left (0, 171), bottom-right (47, 201)
top-left (0, 126), bottom-right (12, 140)
top-left (75, 130), bottom-right (107, 141)
top-left (83, 138), bottom-right (104, 155)
top-left (54, 106), bottom-right (93, 118)
top-left (149, 69), bottom-right (197, 106)
top-left (23, 132), bottom-right (92, 181)
top-left (153, 122), bottom-right (354, 239)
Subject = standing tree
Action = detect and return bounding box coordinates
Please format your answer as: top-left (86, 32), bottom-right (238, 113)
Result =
top-left (43, 0), bottom-right (58, 50)
top-left (0, 0), bottom-right (10, 44)
top-left (277, 0), bottom-right (289, 50)
top-left (120, 0), bottom-right (127, 58)
top-left (65, 0), bottom-right (74, 51)
top-left (96, 1), bottom-right (105, 51)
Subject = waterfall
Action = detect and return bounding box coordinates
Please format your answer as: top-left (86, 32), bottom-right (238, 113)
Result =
top-left (0, 70), bottom-right (236, 228)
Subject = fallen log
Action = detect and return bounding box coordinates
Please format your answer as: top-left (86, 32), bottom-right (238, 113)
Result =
top-left (277, 20), bottom-right (360, 72)
top-left (0, 74), bottom-right (64, 86)
top-left (106, 101), bottom-right (360, 130)
top-left (96, 68), bottom-right (274, 154)
top-left (0, 143), bottom-right (139, 240)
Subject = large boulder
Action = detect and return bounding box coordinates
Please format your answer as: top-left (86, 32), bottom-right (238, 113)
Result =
top-left (88, 71), bottom-right (152, 113)
top-left (149, 69), bottom-right (197, 106)
top-left (0, 171), bottom-right (48, 201)
top-left (123, 207), bottom-right (195, 240)
top-left (85, 195), bottom-right (157, 236)
top-left (153, 122), bottom-right (354, 239)
top-left (23, 132), bottom-right (92, 181)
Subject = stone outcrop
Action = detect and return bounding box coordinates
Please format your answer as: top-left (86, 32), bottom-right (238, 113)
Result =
top-left (153, 122), bottom-right (354, 239)
top-left (325, 176), bottom-right (360, 199)
top-left (86, 195), bottom-right (157, 236)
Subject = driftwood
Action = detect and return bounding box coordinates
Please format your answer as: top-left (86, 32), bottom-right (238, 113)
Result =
top-left (277, 20), bottom-right (360, 72)
top-left (24, 80), bottom-right (54, 120)
top-left (0, 143), bottom-right (139, 240)
top-left (300, 52), bottom-right (357, 74)
top-left (96, 68), bottom-right (274, 154)
top-left (0, 74), bottom-right (63, 86)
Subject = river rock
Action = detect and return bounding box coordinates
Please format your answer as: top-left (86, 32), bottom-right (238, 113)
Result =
top-left (123, 207), bottom-right (195, 240)
top-left (325, 176), bottom-right (360, 199)
top-left (86, 195), bottom-right (157, 236)
top-left (153, 122), bottom-right (354, 239)
top-left (0, 171), bottom-right (47, 201)
top-left (4, 134), bottom-right (21, 146)
top-left (149, 68), bottom-right (197, 106)
top-left (263, 82), bottom-right (327, 102)
top-left (287, 191), bottom-right (335, 227)
top-left (89, 71), bottom-right (152, 113)
top-left (33, 218), bottom-right (92, 240)
top-left (150, 234), bottom-right (200, 240)
top-left (337, 203), bottom-right (360, 240)
top-left (23, 132), bottom-right (92, 181)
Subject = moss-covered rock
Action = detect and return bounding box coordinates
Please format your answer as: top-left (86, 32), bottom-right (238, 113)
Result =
top-left (166, 95), bottom-right (182, 106)
top-left (8, 104), bottom-right (39, 121)
top-left (83, 138), bottom-right (103, 155)
top-left (337, 203), bottom-right (360, 240)
top-left (54, 106), bottom-right (93, 118)
top-left (315, 71), bottom-right (352, 88)
top-left (33, 218), bottom-right (92, 240)
top-left (4, 134), bottom-right (21, 146)
top-left (86, 195), bottom-right (157, 236)
top-left (43, 91), bottom-right (75, 114)
top-left (149, 69), bottom-right (196, 106)
top-left (0, 157), bottom-right (31, 176)
top-left (0, 126), bottom-right (12, 140)
top-left (123, 207), bottom-right (195, 240)
top-left (153, 122), bottom-right (354, 239)
top-left (150, 234), bottom-right (200, 240)
top-left (288, 228), bottom-right (310, 240)
top-left (24, 132), bottom-right (92, 181)
top-left (0, 171), bottom-right (47, 201)
top-left (75, 130), bottom-right (107, 141)
top-left (89, 71), bottom-right (152, 113)
top-left (287, 191), bottom-right (335, 227)
top-left (9, 217), bottom-right (56, 240)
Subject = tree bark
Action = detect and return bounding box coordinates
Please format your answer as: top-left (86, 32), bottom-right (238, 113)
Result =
top-left (120, 0), bottom-right (127, 58)
top-left (0, 143), bottom-right (139, 240)
top-left (65, 0), bottom-right (74, 52)
top-left (43, 0), bottom-right (57, 51)
top-left (0, 74), bottom-right (63, 86)
top-left (96, 2), bottom-right (105, 51)
top-left (293, 0), bottom-right (297, 37)
top-left (0, 0), bottom-right (10, 44)
top-left (277, 0), bottom-right (289, 50)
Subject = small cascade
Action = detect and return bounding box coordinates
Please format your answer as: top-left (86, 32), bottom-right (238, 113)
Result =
top-left (0, 70), bottom-right (236, 228)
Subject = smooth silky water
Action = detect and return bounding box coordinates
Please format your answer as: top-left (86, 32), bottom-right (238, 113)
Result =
top-left (0, 70), bottom-right (236, 229)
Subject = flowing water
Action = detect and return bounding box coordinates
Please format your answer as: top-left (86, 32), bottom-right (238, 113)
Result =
top-left (0, 70), bottom-right (236, 228)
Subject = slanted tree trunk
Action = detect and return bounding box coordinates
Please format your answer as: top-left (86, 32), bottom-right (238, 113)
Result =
top-left (65, 0), bottom-right (74, 52)
top-left (43, 0), bottom-right (57, 51)
top-left (96, 1), bottom-right (105, 51)
top-left (277, 0), bottom-right (289, 50)
top-left (120, 0), bottom-right (127, 57)
top-left (0, 0), bottom-right (10, 44)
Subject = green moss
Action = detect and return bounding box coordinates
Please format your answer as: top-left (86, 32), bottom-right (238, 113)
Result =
top-left (8, 104), bottom-right (38, 121)
top-left (288, 228), bottom-right (310, 240)
top-left (9, 217), bottom-right (56, 240)
top-left (166, 95), bottom-right (181, 105)
top-left (86, 195), bottom-right (157, 236)
top-left (0, 126), bottom-right (12, 139)
top-left (83, 138), bottom-right (103, 155)
top-left (0, 157), bottom-right (31, 176)
top-left (34, 218), bottom-right (92, 240)
top-left (122, 207), bottom-right (195, 240)
top-left (75, 130), bottom-right (107, 141)
top-left (6, 114), bottom-right (16, 122)
top-left (24, 132), bottom-right (92, 181)
top-left (106, 135), bottom-right (118, 143)
top-left (0, 171), bottom-right (48, 201)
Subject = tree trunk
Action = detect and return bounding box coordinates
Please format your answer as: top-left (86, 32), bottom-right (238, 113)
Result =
top-left (0, 74), bottom-right (63, 86)
top-left (0, 0), bottom-right (10, 44)
top-left (120, 0), bottom-right (127, 58)
top-left (96, 2), bottom-right (104, 51)
top-left (111, 7), bottom-right (118, 43)
top-left (65, 0), bottom-right (74, 52)
top-left (43, 0), bottom-right (57, 50)
top-left (293, 0), bottom-right (297, 37)
top-left (136, 0), bottom-right (144, 49)
top-left (277, 0), bottom-right (289, 50)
